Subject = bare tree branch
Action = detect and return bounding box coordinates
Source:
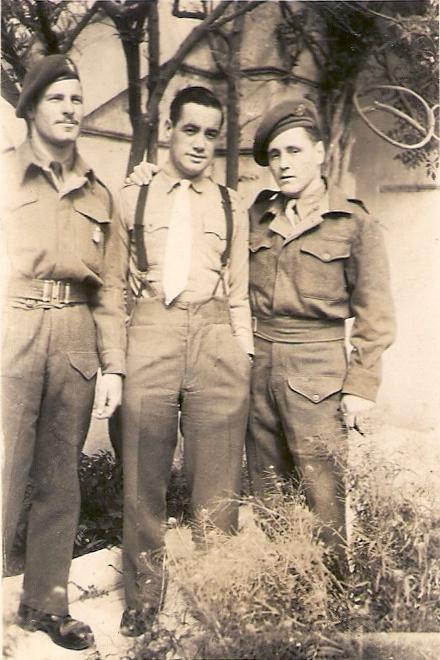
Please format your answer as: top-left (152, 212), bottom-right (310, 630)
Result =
top-left (35, 0), bottom-right (60, 53)
top-left (60, 2), bottom-right (101, 54)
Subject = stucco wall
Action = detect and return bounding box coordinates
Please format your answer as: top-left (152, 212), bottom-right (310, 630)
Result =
top-left (350, 119), bottom-right (440, 432)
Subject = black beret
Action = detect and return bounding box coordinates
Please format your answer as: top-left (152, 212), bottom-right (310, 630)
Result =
top-left (16, 54), bottom-right (80, 119)
top-left (253, 97), bottom-right (321, 166)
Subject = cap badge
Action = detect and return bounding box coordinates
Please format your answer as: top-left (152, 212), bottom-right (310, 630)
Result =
top-left (294, 103), bottom-right (306, 117)
top-left (64, 58), bottom-right (76, 73)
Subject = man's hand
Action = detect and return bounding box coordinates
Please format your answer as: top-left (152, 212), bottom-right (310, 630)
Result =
top-left (125, 161), bottom-right (160, 186)
top-left (93, 374), bottom-right (123, 419)
top-left (340, 394), bottom-right (375, 432)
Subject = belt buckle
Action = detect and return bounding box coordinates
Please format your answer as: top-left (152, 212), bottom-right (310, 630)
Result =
top-left (252, 316), bottom-right (258, 333)
top-left (63, 283), bottom-right (71, 304)
top-left (42, 280), bottom-right (52, 303)
top-left (51, 280), bottom-right (61, 302)
top-left (42, 280), bottom-right (70, 304)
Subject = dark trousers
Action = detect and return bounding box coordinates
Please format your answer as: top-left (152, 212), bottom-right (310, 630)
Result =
top-left (246, 336), bottom-right (348, 566)
top-left (2, 304), bottom-right (98, 615)
top-left (122, 297), bottom-right (250, 609)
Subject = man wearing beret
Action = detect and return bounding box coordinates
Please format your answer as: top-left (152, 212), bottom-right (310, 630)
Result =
top-left (1, 55), bottom-right (123, 650)
top-left (247, 96), bottom-right (396, 575)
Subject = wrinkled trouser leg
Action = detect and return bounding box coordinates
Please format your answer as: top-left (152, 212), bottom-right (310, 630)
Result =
top-left (247, 337), bottom-right (347, 570)
top-left (2, 305), bottom-right (98, 615)
top-left (122, 299), bottom-right (250, 610)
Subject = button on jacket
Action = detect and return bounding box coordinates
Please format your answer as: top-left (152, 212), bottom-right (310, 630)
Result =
top-left (249, 185), bottom-right (396, 401)
top-left (116, 169), bottom-right (253, 355)
top-left (1, 140), bottom-right (125, 375)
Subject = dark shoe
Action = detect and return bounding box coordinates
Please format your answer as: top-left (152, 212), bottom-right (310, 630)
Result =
top-left (17, 604), bottom-right (94, 651)
top-left (119, 607), bottom-right (156, 637)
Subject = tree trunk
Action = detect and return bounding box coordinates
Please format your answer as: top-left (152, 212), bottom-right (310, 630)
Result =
top-left (122, 34), bottom-right (143, 175)
top-left (135, 1), bottom-right (261, 167)
top-left (225, 8), bottom-right (246, 190)
top-left (145, 0), bottom-right (160, 165)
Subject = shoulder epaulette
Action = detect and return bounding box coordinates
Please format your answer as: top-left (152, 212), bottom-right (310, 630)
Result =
top-left (254, 189), bottom-right (278, 205)
top-left (95, 176), bottom-right (114, 217)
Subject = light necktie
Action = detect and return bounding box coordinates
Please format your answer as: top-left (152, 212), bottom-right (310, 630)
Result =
top-left (163, 179), bottom-right (192, 305)
top-left (285, 198), bottom-right (299, 228)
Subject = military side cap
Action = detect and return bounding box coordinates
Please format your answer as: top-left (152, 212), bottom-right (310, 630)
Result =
top-left (253, 97), bottom-right (321, 166)
top-left (16, 54), bottom-right (80, 119)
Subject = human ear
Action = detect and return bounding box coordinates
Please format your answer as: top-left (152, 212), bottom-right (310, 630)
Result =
top-left (315, 140), bottom-right (325, 167)
top-left (164, 118), bottom-right (173, 139)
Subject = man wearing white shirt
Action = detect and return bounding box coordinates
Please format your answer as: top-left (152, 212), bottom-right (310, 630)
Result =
top-left (112, 86), bottom-right (253, 635)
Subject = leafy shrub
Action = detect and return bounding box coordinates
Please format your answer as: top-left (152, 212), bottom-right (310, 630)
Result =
top-left (166, 463), bottom-right (191, 523)
top-left (75, 450), bottom-right (123, 556)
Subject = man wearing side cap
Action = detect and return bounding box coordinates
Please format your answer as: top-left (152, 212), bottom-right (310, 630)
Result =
top-left (1, 55), bottom-right (123, 650)
top-left (246, 96), bottom-right (396, 576)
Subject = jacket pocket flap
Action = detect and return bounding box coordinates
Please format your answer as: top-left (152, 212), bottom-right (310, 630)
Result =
top-left (68, 352), bottom-right (99, 380)
top-left (5, 187), bottom-right (39, 211)
top-left (287, 376), bottom-right (343, 403)
top-left (250, 233), bottom-right (272, 252)
top-left (300, 238), bottom-right (350, 262)
top-left (74, 197), bottom-right (111, 224)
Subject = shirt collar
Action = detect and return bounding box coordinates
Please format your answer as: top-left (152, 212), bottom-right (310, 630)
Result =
top-left (258, 184), bottom-right (355, 226)
top-left (15, 139), bottom-right (95, 185)
top-left (161, 164), bottom-right (207, 194)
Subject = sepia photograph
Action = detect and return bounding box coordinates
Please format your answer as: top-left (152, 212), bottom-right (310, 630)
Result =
top-left (1, 1), bottom-right (439, 658)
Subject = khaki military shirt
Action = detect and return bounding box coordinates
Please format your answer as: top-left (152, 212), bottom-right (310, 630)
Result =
top-left (117, 168), bottom-right (253, 355)
top-left (1, 140), bottom-right (125, 375)
top-left (249, 185), bottom-right (396, 401)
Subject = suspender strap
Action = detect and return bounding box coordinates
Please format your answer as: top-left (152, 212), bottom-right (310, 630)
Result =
top-left (134, 184), bottom-right (149, 273)
top-left (132, 182), bottom-right (234, 301)
top-left (218, 184), bottom-right (233, 267)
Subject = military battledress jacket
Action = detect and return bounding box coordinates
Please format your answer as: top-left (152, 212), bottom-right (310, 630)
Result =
top-left (1, 140), bottom-right (125, 375)
top-left (248, 185), bottom-right (396, 402)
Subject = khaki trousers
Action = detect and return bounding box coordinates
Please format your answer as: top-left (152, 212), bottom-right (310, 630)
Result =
top-left (122, 297), bottom-right (250, 609)
top-left (246, 336), bottom-right (348, 568)
top-left (2, 304), bottom-right (98, 615)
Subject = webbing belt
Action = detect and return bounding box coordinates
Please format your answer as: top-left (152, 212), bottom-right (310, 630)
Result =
top-left (7, 277), bottom-right (90, 304)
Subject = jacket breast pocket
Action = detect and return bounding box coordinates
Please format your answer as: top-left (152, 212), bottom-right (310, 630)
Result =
top-left (299, 237), bottom-right (351, 301)
top-left (249, 231), bottom-right (276, 292)
top-left (73, 197), bottom-right (111, 275)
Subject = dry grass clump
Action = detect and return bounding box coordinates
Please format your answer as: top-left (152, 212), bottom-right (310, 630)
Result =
top-left (130, 440), bottom-right (440, 658)
top-left (348, 446), bottom-right (440, 632)
top-left (165, 491), bottom-right (352, 659)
